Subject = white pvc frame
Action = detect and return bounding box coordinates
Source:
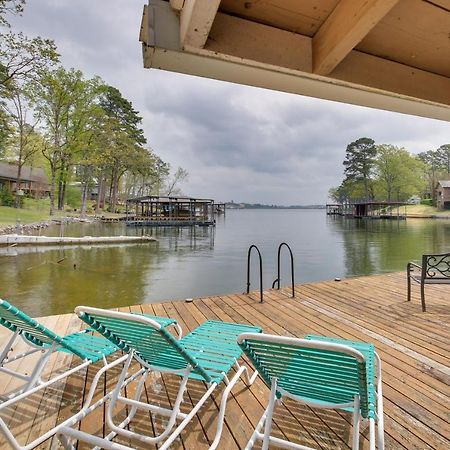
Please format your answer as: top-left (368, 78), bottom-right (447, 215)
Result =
top-left (237, 333), bottom-right (385, 450)
top-left (0, 327), bottom-right (97, 400)
top-left (0, 308), bottom-right (183, 449)
top-left (0, 353), bottom-right (135, 450)
top-left (55, 307), bottom-right (259, 450)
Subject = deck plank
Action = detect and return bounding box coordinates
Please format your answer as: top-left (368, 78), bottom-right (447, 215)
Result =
top-left (0, 272), bottom-right (448, 449)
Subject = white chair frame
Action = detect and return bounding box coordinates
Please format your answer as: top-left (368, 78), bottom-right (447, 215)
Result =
top-left (239, 333), bottom-right (384, 450)
top-left (56, 307), bottom-right (259, 450)
top-left (0, 328), bottom-right (94, 400)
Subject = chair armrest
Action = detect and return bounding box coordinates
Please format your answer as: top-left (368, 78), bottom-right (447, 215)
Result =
top-left (407, 262), bottom-right (422, 271)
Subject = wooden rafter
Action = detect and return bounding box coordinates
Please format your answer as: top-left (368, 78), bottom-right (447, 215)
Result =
top-left (180, 0), bottom-right (221, 48)
top-left (312, 0), bottom-right (399, 75)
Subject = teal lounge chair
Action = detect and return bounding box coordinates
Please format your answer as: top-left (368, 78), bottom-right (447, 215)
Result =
top-left (57, 306), bottom-right (262, 450)
top-left (237, 333), bottom-right (384, 450)
top-left (0, 299), bottom-right (180, 450)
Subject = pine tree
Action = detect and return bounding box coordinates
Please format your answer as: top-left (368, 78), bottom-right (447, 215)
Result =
top-left (343, 137), bottom-right (377, 201)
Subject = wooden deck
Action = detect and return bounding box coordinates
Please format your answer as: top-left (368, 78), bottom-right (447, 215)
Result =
top-left (0, 272), bottom-right (448, 449)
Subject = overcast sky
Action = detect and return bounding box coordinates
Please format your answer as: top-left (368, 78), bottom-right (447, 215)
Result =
top-left (9, 0), bottom-right (450, 205)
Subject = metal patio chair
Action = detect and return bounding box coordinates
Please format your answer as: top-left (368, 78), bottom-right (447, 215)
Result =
top-left (57, 306), bottom-right (262, 450)
top-left (238, 333), bottom-right (384, 450)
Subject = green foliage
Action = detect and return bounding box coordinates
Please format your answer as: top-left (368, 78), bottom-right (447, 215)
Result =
top-left (343, 137), bottom-right (377, 200)
top-left (0, 185), bottom-right (14, 206)
top-left (64, 185), bottom-right (81, 209)
top-left (99, 85), bottom-right (146, 146)
top-left (374, 144), bottom-right (426, 201)
top-left (0, 0), bottom-right (25, 28)
top-left (421, 199), bottom-right (433, 206)
top-left (331, 140), bottom-right (432, 203)
top-left (0, 32), bottom-right (59, 89)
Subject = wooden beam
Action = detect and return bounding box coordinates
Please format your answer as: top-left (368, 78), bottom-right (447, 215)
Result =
top-left (312, 0), bottom-right (399, 75)
top-left (142, 5), bottom-right (450, 121)
top-left (180, 0), bottom-right (221, 48)
top-left (169, 0), bottom-right (184, 11)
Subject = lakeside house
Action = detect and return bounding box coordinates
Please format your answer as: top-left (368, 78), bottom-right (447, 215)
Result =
top-left (436, 180), bottom-right (450, 210)
top-left (0, 162), bottom-right (50, 198)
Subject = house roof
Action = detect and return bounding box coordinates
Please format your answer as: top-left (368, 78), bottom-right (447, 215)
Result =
top-left (438, 180), bottom-right (450, 188)
top-left (140, 0), bottom-right (450, 121)
top-left (0, 162), bottom-right (48, 184)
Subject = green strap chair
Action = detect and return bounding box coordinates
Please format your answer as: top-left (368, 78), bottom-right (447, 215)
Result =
top-left (57, 306), bottom-right (262, 450)
top-left (0, 299), bottom-right (180, 450)
top-left (0, 299), bottom-right (178, 397)
top-left (237, 333), bottom-right (384, 450)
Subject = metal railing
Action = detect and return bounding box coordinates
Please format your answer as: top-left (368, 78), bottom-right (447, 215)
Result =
top-left (272, 242), bottom-right (295, 298)
top-left (246, 245), bottom-right (263, 303)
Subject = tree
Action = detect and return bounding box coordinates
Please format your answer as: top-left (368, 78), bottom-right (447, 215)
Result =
top-left (374, 144), bottom-right (426, 201)
top-left (30, 67), bottom-right (96, 215)
top-left (0, 32), bottom-right (58, 88)
top-left (0, 0), bottom-right (25, 28)
top-left (343, 137), bottom-right (377, 201)
top-left (163, 166), bottom-right (188, 196)
top-left (2, 81), bottom-right (44, 206)
top-left (99, 85), bottom-right (147, 212)
top-left (0, 107), bottom-right (11, 157)
top-left (436, 144), bottom-right (450, 176)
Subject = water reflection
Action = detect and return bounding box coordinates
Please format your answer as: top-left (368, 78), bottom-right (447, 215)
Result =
top-left (327, 216), bottom-right (450, 277)
top-left (0, 223), bottom-right (216, 316)
top-left (1, 211), bottom-right (448, 316)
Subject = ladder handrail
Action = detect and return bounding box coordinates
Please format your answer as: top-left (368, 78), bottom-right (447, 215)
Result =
top-left (271, 242), bottom-right (295, 298)
top-left (246, 245), bottom-right (263, 303)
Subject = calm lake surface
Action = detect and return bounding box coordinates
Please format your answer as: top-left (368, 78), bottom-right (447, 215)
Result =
top-left (1, 209), bottom-right (449, 316)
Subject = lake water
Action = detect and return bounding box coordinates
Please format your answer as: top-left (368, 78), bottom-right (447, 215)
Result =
top-left (1, 209), bottom-right (449, 316)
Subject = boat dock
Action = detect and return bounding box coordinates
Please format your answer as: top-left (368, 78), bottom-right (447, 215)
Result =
top-left (0, 272), bottom-right (448, 449)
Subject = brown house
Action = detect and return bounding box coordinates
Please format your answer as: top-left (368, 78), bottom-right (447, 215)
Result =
top-left (436, 180), bottom-right (450, 210)
top-left (0, 162), bottom-right (50, 198)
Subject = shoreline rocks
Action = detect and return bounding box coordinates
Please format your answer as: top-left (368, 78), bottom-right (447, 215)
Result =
top-left (0, 216), bottom-right (95, 236)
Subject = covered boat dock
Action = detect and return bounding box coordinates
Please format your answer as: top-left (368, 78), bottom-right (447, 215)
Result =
top-left (125, 195), bottom-right (215, 226)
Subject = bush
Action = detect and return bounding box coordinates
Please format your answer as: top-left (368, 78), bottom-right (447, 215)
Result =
top-left (0, 186), bottom-right (15, 207)
top-left (420, 199), bottom-right (433, 206)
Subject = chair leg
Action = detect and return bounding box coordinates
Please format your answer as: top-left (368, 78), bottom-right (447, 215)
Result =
top-left (352, 394), bottom-right (361, 450)
top-left (22, 345), bottom-right (57, 392)
top-left (105, 358), bottom-right (192, 446)
top-left (420, 282), bottom-right (426, 312)
top-left (262, 378), bottom-right (278, 450)
top-left (368, 418), bottom-right (376, 450)
top-left (375, 353), bottom-right (385, 450)
top-left (210, 365), bottom-right (250, 449)
top-left (406, 265), bottom-right (411, 302)
top-left (0, 330), bottom-right (20, 366)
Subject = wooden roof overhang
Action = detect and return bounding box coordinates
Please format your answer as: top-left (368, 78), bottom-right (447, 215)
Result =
top-left (139, 0), bottom-right (450, 121)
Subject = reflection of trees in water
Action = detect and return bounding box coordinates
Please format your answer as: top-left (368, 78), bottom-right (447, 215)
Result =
top-left (0, 224), bottom-right (216, 316)
top-left (327, 217), bottom-right (450, 278)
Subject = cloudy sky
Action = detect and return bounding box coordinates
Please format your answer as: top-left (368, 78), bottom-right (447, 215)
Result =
top-left (10, 0), bottom-right (450, 205)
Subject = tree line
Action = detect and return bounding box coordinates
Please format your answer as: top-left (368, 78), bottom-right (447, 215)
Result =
top-left (329, 137), bottom-right (450, 204)
top-left (0, 0), bottom-right (187, 215)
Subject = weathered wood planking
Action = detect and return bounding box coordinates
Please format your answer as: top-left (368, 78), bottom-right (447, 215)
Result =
top-left (0, 272), bottom-right (448, 449)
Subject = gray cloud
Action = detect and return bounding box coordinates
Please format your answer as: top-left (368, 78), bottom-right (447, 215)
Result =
top-left (9, 0), bottom-right (450, 204)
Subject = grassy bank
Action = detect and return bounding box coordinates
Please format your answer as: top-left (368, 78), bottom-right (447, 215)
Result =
top-left (0, 199), bottom-right (66, 227)
top-left (403, 204), bottom-right (450, 217)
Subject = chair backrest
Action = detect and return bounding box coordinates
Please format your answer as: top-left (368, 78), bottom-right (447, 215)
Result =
top-left (0, 299), bottom-right (87, 359)
top-left (75, 306), bottom-right (212, 382)
top-left (422, 253), bottom-right (450, 281)
top-left (238, 333), bottom-right (372, 418)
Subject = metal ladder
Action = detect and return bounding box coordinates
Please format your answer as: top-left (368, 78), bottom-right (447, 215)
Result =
top-left (246, 243), bottom-right (295, 303)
